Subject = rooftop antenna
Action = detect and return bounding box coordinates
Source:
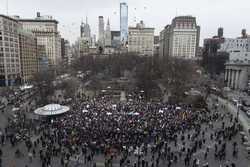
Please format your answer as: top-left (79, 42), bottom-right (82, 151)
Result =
top-left (81, 18), bottom-right (84, 25)
top-left (86, 11), bottom-right (89, 24)
top-left (107, 18), bottom-right (110, 25)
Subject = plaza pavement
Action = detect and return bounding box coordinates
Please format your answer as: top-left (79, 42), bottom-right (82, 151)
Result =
top-left (0, 96), bottom-right (250, 167)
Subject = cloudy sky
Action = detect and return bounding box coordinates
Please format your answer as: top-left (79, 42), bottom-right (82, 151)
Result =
top-left (0, 0), bottom-right (249, 44)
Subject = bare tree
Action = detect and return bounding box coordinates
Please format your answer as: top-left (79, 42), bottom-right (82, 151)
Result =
top-left (160, 57), bottom-right (197, 102)
top-left (70, 53), bottom-right (144, 77)
top-left (60, 77), bottom-right (80, 99)
top-left (135, 57), bottom-right (156, 100)
top-left (32, 68), bottom-right (56, 105)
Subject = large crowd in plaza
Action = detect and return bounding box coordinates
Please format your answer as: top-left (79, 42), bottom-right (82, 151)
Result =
top-left (0, 94), bottom-right (247, 167)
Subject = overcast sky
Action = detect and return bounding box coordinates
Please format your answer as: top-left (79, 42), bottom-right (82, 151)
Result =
top-left (0, 0), bottom-right (249, 44)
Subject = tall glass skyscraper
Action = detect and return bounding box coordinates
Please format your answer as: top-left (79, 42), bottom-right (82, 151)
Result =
top-left (98, 16), bottom-right (105, 46)
top-left (120, 2), bottom-right (128, 45)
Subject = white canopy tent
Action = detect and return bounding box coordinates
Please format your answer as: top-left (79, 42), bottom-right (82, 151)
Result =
top-left (128, 112), bottom-right (140, 116)
top-left (34, 104), bottom-right (70, 116)
top-left (20, 84), bottom-right (33, 91)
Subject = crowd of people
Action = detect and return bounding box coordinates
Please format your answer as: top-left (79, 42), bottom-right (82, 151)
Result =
top-left (0, 94), bottom-right (246, 167)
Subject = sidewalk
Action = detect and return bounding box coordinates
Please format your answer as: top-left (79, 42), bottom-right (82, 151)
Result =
top-left (211, 94), bottom-right (250, 139)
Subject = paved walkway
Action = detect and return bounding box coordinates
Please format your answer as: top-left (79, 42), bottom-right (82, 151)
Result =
top-left (212, 94), bottom-right (250, 139)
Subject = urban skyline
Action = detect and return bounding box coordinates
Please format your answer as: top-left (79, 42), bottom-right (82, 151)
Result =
top-left (1, 0), bottom-right (250, 44)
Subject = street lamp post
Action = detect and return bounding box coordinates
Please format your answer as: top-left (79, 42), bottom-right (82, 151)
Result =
top-left (237, 98), bottom-right (241, 122)
top-left (237, 102), bottom-right (239, 121)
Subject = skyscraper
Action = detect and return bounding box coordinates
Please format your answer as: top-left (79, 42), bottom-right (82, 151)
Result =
top-left (80, 17), bottom-right (91, 39)
top-left (98, 16), bottom-right (105, 46)
top-left (80, 17), bottom-right (92, 48)
top-left (105, 19), bottom-right (112, 47)
top-left (120, 2), bottom-right (128, 45)
top-left (80, 22), bottom-right (84, 38)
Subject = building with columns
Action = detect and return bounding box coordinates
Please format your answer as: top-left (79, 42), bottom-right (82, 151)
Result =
top-left (225, 62), bottom-right (250, 90)
top-left (222, 30), bottom-right (250, 90)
